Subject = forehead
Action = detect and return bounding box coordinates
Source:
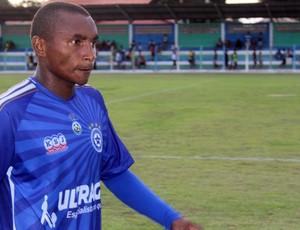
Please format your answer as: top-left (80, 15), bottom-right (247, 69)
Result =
top-left (54, 12), bottom-right (98, 37)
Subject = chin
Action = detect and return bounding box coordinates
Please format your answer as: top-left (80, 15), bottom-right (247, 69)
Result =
top-left (76, 79), bottom-right (89, 86)
top-left (76, 74), bottom-right (91, 85)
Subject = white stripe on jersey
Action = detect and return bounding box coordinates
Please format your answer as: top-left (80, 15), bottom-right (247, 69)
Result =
top-left (7, 166), bottom-right (16, 230)
top-left (0, 79), bottom-right (36, 110)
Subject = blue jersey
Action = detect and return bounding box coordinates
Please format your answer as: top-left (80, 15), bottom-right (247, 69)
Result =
top-left (0, 77), bottom-right (134, 229)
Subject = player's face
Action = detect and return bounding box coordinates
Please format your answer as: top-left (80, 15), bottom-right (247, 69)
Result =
top-left (44, 12), bottom-right (98, 86)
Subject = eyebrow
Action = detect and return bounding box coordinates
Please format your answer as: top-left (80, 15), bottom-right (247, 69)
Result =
top-left (72, 33), bottom-right (99, 41)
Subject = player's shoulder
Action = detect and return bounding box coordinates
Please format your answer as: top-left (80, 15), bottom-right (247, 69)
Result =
top-left (76, 84), bottom-right (103, 99)
top-left (0, 78), bottom-right (36, 111)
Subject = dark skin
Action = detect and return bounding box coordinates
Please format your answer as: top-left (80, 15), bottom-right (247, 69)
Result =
top-left (31, 10), bottom-right (203, 230)
top-left (32, 12), bottom-right (98, 99)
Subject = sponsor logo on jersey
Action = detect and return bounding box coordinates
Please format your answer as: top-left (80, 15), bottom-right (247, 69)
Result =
top-left (41, 195), bottom-right (57, 229)
top-left (44, 133), bottom-right (68, 155)
top-left (89, 123), bottom-right (103, 153)
top-left (72, 121), bottom-right (82, 135)
top-left (58, 182), bottom-right (101, 211)
top-left (40, 182), bottom-right (101, 227)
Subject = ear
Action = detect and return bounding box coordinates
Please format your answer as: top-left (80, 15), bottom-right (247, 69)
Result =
top-left (32, 36), bottom-right (47, 58)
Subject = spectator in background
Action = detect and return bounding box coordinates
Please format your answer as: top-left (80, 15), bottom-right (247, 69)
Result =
top-left (5, 40), bottom-right (15, 51)
top-left (99, 39), bottom-right (107, 50)
top-left (287, 48), bottom-right (293, 58)
top-left (258, 51), bottom-right (263, 68)
top-left (233, 50), bottom-right (238, 69)
top-left (26, 53), bottom-right (35, 70)
top-left (224, 40), bottom-right (231, 49)
top-left (257, 32), bottom-right (263, 50)
top-left (171, 42), bottom-right (177, 52)
top-left (93, 47), bottom-right (99, 70)
top-left (231, 50), bottom-right (238, 69)
top-left (235, 38), bottom-right (242, 50)
top-left (110, 40), bottom-right (117, 51)
top-left (172, 51), bottom-right (177, 68)
top-left (229, 52), bottom-right (234, 69)
top-left (224, 49), bottom-right (229, 69)
top-left (252, 49), bottom-right (257, 69)
top-left (137, 42), bottom-right (142, 55)
top-left (188, 50), bottom-right (196, 68)
top-left (119, 45), bottom-right (126, 61)
top-left (130, 39), bottom-right (136, 51)
top-left (280, 49), bottom-right (286, 67)
top-left (163, 34), bottom-right (168, 50)
top-left (136, 54), bottom-right (146, 68)
top-left (213, 49), bottom-right (219, 68)
top-left (115, 50), bottom-right (124, 69)
top-left (275, 48), bottom-right (282, 60)
top-left (148, 39), bottom-right (155, 61)
top-left (245, 31), bottom-right (251, 49)
top-left (126, 48), bottom-right (132, 61)
top-left (215, 37), bottom-right (223, 49)
top-left (250, 37), bottom-right (257, 50)
top-left (156, 43), bottom-right (162, 55)
top-left (106, 40), bottom-right (111, 50)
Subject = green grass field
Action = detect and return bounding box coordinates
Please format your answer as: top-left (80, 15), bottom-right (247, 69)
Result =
top-left (1, 72), bottom-right (300, 229)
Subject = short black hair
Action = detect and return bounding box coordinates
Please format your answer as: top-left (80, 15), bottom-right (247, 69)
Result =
top-left (30, 1), bottom-right (91, 40)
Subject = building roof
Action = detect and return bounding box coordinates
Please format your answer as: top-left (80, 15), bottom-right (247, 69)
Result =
top-left (0, 2), bottom-right (299, 23)
top-left (46, 0), bottom-right (151, 5)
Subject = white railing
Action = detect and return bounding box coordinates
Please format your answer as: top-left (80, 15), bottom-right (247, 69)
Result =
top-left (1, 46), bottom-right (299, 72)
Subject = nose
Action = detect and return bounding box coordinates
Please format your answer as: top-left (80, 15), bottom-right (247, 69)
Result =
top-left (83, 43), bottom-right (96, 62)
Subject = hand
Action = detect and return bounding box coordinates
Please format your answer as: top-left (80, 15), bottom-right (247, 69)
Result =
top-left (171, 218), bottom-right (203, 230)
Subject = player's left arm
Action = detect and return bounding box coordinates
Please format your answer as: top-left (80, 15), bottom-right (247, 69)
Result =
top-left (103, 170), bottom-right (203, 230)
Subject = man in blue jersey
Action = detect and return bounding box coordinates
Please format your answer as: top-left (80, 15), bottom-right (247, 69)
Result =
top-left (0, 2), bottom-right (202, 230)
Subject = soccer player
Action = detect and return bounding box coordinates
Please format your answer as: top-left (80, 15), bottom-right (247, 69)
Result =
top-left (0, 2), bottom-right (203, 230)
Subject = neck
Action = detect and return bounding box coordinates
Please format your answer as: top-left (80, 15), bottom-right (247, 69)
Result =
top-left (33, 67), bottom-right (75, 100)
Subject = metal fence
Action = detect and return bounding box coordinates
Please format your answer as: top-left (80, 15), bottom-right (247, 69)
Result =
top-left (0, 46), bottom-right (299, 72)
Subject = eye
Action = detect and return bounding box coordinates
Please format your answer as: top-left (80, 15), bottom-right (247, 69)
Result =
top-left (71, 39), bottom-right (82, 46)
top-left (91, 40), bottom-right (98, 48)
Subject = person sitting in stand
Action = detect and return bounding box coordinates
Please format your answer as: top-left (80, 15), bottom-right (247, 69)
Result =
top-left (188, 50), bottom-right (196, 68)
top-left (136, 54), bottom-right (146, 68)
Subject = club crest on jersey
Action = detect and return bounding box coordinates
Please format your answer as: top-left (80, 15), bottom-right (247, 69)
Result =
top-left (89, 123), bottom-right (103, 153)
top-left (72, 121), bottom-right (82, 135)
top-left (44, 133), bottom-right (68, 155)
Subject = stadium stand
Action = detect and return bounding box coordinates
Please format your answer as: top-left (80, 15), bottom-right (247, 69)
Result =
top-left (0, 0), bottom-right (300, 71)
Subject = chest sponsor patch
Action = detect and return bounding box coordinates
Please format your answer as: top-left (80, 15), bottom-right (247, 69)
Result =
top-left (44, 133), bottom-right (68, 155)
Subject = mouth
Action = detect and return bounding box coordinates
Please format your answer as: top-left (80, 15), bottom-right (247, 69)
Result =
top-left (78, 66), bottom-right (93, 74)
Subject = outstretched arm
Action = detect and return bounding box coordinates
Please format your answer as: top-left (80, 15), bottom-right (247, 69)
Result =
top-left (103, 170), bottom-right (203, 230)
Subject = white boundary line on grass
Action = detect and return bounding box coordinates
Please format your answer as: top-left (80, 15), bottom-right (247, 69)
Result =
top-left (98, 73), bottom-right (299, 164)
top-left (267, 93), bottom-right (297, 97)
top-left (136, 155), bottom-right (300, 163)
top-left (106, 83), bottom-right (198, 104)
